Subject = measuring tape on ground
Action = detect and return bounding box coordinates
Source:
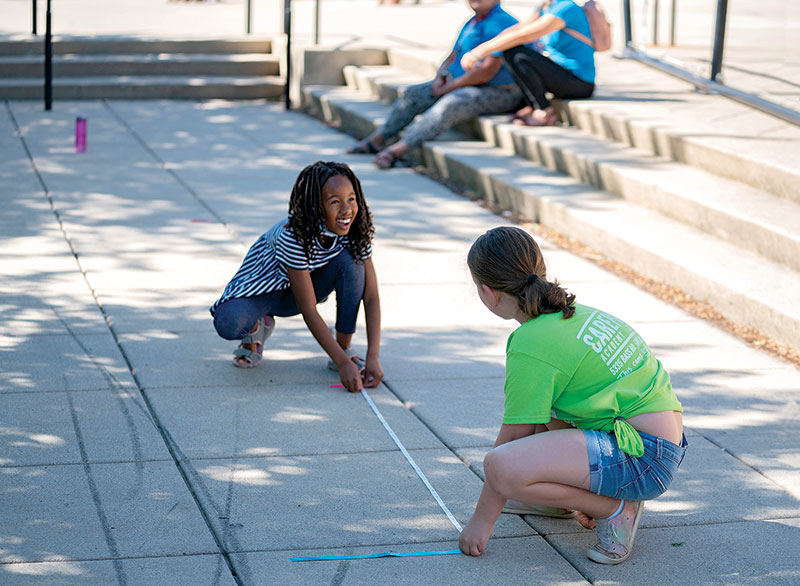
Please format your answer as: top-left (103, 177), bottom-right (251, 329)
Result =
top-left (291, 387), bottom-right (464, 562)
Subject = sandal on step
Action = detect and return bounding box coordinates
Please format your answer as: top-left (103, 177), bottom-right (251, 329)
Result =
top-left (510, 106), bottom-right (534, 122)
top-left (327, 347), bottom-right (364, 371)
top-left (232, 315), bottom-right (275, 368)
top-left (347, 138), bottom-right (380, 154)
top-left (373, 150), bottom-right (399, 169)
top-left (502, 499), bottom-right (576, 518)
top-left (512, 109), bottom-right (560, 127)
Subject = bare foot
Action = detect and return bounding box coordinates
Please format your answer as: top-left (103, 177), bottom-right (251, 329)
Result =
top-left (576, 511), bottom-right (595, 529)
top-left (512, 105), bottom-right (534, 120)
top-left (513, 107), bottom-right (559, 127)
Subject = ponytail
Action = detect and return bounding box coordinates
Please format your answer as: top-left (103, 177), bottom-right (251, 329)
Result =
top-left (467, 227), bottom-right (576, 319)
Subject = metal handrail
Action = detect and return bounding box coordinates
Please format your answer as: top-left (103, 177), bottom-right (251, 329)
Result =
top-left (44, 0), bottom-right (52, 110)
top-left (621, 0), bottom-right (798, 126)
top-left (284, 0), bottom-right (292, 110)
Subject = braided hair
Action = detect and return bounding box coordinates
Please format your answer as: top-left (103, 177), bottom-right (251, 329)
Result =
top-left (287, 161), bottom-right (374, 262)
top-left (467, 226), bottom-right (576, 319)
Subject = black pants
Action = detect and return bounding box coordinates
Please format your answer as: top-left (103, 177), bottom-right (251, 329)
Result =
top-left (503, 45), bottom-right (594, 110)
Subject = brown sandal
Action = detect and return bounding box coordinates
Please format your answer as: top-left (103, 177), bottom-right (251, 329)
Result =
top-left (347, 138), bottom-right (380, 154)
top-left (373, 149), bottom-right (399, 169)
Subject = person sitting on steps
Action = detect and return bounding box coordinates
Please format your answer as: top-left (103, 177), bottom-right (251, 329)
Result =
top-left (348, 0), bottom-right (523, 169)
top-left (461, 0), bottom-right (597, 126)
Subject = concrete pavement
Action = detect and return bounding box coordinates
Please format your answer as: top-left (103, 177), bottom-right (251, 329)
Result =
top-left (1, 99), bottom-right (799, 584)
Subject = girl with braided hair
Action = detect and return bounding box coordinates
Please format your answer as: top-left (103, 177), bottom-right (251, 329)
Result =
top-left (460, 226), bottom-right (686, 565)
top-left (211, 161), bottom-right (382, 391)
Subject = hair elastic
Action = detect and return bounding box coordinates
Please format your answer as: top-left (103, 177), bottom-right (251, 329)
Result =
top-left (526, 273), bottom-right (539, 285)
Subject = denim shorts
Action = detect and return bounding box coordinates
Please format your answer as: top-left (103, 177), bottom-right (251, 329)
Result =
top-left (583, 429), bottom-right (688, 501)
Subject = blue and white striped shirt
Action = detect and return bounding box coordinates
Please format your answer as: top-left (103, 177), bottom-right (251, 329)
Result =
top-left (210, 219), bottom-right (372, 315)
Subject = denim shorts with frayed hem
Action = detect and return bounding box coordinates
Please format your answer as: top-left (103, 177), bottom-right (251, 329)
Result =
top-left (583, 429), bottom-right (688, 501)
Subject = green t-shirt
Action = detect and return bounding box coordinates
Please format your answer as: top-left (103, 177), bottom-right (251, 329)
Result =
top-left (503, 304), bottom-right (682, 456)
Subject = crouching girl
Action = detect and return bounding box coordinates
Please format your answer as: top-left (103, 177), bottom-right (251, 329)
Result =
top-left (460, 226), bottom-right (686, 565)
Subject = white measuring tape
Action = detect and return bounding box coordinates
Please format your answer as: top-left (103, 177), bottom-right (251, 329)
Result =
top-left (360, 389), bottom-right (463, 533)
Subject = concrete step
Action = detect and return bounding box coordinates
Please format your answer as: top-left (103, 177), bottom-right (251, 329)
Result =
top-left (0, 35), bottom-right (285, 100)
top-left (0, 53), bottom-right (280, 77)
top-left (344, 64), bottom-right (800, 272)
top-left (303, 83), bottom-right (800, 351)
top-left (0, 75), bottom-right (285, 100)
top-left (0, 36), bottom-right (273, 56)
top-left (387, 48), bottom-right (800, 205)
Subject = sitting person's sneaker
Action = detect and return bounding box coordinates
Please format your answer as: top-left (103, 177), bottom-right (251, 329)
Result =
top-left (501, 499), bottom-right (575, 518)
top-left (586, 500), bottom-right (644, 565)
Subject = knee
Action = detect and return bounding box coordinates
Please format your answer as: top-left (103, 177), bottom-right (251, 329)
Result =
top-left (400, 82), bottom-right (432, 103)
top-left (483, 449), bottom-right (517, 497)
top-left (213, 306), bottom-right (250, 340)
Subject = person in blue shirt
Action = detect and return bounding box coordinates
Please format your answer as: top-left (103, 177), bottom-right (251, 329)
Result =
top-left (461, 0), bottom-right (596, 126)
top-left (348, 0), bottom-right (523, 168)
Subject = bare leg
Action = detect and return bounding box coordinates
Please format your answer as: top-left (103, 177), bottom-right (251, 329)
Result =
top-left (486, 428), bottom-right (618, 518)
top-left (460, 427), bottom-right (618, 555)
top-left (336, 331), bottom-right (353, 350)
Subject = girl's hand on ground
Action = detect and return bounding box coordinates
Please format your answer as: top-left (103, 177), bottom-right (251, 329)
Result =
top-left (361, 359), bottom-right (384, 388)
top-left (458, 517), bottom-right (493, 556)
top-left (338, 359), bottom-right (363, 392)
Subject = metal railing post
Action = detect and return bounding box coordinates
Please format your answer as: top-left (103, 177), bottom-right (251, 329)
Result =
top-left (710, 0), bottom-right (728, 81)
top-left (652, 0), bottom-right (659, 45)
top-left (622, 0), bottom-right (633, 46)
top-left (246, 0), bottom-right (252, 34)
top-left (44, 0), bottom-right (52, 110)
top-left (314, 0), bottom-right (320, 45)
top-left (670, 0), bottom-right (677, 46)
top-left (284, 0), bottom-right (292, 110)
top-left (32, 0), bottom-right (38, 35)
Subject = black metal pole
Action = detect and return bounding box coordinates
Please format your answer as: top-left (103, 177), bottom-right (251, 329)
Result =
top-left (246, 0), bottom-right (252, 35)
top-left (622, 0), bottom-right (632, 46)
top-left (44, 0), bottom-right (52, 111)
top-left (284, 0), bottom-right (291, 110)
top-left (33, 0), bottom-right (38, 35)
top-left (710, 0), bottom-right (728, 81)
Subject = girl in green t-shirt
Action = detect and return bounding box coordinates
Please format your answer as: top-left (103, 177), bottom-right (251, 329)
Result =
top-left (459, 226), bottom-right (687, 565)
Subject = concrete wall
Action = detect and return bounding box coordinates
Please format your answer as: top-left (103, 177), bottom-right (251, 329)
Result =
top-left (291, 46), bottom-right (388, 107)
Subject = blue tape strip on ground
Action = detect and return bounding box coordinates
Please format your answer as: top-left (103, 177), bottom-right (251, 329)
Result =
top-left (291, 549), bottom-right (462, 562)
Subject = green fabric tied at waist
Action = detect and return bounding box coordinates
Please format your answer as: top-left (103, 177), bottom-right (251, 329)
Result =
top-left (613, 417), bottom-right (644, 458)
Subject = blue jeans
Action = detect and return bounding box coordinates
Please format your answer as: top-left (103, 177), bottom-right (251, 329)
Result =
top-left (213, 249), bottom-right (365, 340)
top-left (583, 429), bottom-right (688, 501)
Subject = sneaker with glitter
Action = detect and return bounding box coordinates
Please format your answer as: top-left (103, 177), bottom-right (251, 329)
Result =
top-left (586, 500), bottom-right (644, 565)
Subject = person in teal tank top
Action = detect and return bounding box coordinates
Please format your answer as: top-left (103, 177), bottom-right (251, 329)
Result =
top-left (459, 226), bottom-right (687, 566)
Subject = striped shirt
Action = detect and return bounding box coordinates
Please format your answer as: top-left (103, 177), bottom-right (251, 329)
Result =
top-left (210, 219), bottom-right (372, 315)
